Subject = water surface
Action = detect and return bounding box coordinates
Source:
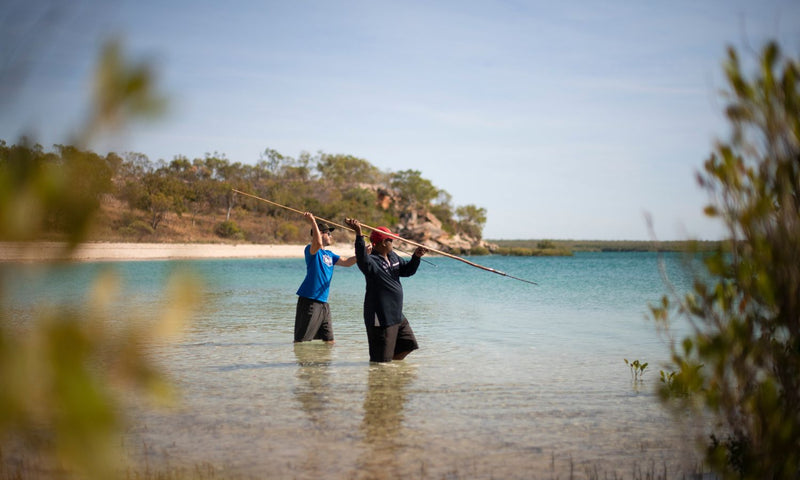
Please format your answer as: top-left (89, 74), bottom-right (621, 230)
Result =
top-left (3, 252), bottom-right (705, 478)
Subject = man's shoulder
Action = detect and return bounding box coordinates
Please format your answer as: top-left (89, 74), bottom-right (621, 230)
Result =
top-left (307, 244), bottom-right (333, 255)
top-left (306, 244), bottom-right (330, 259)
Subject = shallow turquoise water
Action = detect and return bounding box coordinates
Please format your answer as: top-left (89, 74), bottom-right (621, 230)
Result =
top-left (2, 252), bottom-right (706, 478)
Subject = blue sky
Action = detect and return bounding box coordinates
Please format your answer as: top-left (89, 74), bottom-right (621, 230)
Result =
top-left (2, 1), bottom-right (800, 240)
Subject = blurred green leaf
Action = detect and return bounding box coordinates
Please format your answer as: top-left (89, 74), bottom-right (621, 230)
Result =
top-left (653, 41), bottom-right (800, 479)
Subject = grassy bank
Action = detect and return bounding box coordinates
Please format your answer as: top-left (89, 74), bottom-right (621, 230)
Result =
top-left (489, 239), bottom-right (723, 254)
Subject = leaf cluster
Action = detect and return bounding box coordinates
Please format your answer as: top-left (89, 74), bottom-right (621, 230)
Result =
top-left (1, 39), bottom-right (198, 479)
top-left (624, 358), bottom-right (649, 384)
top-left (652, 42), bottom-right (800, 479)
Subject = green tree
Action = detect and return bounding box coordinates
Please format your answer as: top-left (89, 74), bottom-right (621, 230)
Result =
top-left (0, 141), bottom-right (121, 247)
top-left (136, 169), bottom-right (187, 230)
top-left (390, 169), bottom-right (439, 208)
top-left (652, 42), bottom-right (800, 479)
top-left (214, 158), bottom-right (247, 222)
top-left (51, 145), bottom-right (117, 239)
top-left (456, 204), bottom-right (487, 240)
top-left (188, 169), bottom-right (225, 227)
top-left (258, 148), bottom-right (287, 176)
top-left (331, 186), bottom-right (380, 226)
top-left (118, 152), bottom-right (153, 181)
top-left (429, 190), bottom-right (456, 234)
top-left (317, 153), bottom-right (383, 187)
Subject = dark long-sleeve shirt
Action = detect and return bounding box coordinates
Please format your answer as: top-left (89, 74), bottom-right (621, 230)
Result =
top-left (354, 235), bottom-right (420, 327)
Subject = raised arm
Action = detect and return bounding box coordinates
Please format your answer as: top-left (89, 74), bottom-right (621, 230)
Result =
top-left (345, 218), bottom-right (363, 258)
top-left (345, 218), bottom-right (371, 273)
top-left (345, 217), bottom-right (362, 237)
top-left (305, 212), bottom-right (323, 255)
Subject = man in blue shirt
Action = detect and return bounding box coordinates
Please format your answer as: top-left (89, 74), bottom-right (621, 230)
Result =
top-left (294, 212), bottom-right (357, 343)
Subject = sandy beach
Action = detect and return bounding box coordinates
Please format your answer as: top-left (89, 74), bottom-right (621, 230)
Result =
top-left (0, 242), bottom-right (358, 262)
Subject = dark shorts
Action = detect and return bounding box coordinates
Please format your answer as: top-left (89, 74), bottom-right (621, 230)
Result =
top-left (365, 316), bottom-right (418, 363)
top-left (295, 296), bottom-right (333, 342)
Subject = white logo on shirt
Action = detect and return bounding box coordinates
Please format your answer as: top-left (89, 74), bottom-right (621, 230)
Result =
top-left (323, 254), bottom-right (333, 267)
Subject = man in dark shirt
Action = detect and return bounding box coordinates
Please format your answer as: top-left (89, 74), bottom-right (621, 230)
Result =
top-left (345, 218), bottom-right (428, 362)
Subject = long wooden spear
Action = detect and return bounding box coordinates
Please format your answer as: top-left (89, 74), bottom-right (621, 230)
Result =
top-left (231, 188), bottom-right (436, 266)
top-left (232, 189), bottom-right (537, 285)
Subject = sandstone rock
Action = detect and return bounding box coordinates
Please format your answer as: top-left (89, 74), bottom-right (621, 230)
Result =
top-left (360, 186), bottom-right (497, 253)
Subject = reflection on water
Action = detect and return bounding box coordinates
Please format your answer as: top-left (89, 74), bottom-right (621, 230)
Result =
top-left (358, 364), bottom-right (416, 479)
top-left (291, 343), bottom-right (422, 479)
top-left (293, 343), bottom-right (333, 428)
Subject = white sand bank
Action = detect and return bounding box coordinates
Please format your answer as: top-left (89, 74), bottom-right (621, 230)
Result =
top-left (0, 242), bottom-right (357, 262)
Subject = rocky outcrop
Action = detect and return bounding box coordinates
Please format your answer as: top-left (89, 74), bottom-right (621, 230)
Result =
top-left (357, 183), bottom-right (495, 253)
top-left (397, 208), bottom-right (496, 254)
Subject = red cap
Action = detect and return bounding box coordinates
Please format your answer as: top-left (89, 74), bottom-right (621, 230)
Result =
top-left (369, 226), bottom-right (393, 244)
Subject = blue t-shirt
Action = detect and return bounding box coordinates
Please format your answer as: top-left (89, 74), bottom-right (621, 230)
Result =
top-left (296, 244), bottom-right (341, 303)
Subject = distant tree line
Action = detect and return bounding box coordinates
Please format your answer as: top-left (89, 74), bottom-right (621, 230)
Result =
top-left (0, 139), bottom-right (487, 244)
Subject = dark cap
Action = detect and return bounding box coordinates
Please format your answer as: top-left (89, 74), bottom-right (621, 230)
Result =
top-left (311, 222), bottom-right (335, 235)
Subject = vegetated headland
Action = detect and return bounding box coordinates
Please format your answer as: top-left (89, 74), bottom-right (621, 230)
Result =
top-left (1, 141), bottom-right (722, 257)
top-left (82, 196), bottom-right (721, 257)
